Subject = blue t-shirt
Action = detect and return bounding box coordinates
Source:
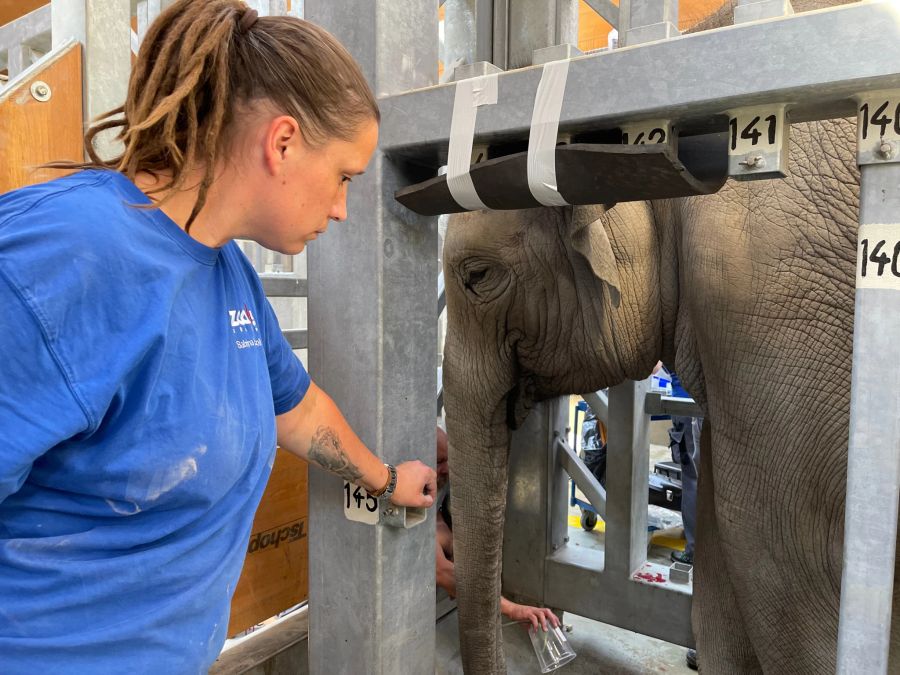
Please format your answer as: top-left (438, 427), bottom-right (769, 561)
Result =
top-left (0, 170), bottom-right (310, 673)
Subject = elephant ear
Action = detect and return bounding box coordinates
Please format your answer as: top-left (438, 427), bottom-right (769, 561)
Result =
top-left (565, 205), bottom-right (621, 308)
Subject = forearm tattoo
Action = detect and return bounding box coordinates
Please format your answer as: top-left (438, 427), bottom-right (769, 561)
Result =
top-left (308, 426), bottom-right (364, 483)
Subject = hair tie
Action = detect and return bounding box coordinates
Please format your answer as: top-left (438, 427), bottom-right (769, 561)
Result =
top-left (238, 8), bottom-right (258, 34)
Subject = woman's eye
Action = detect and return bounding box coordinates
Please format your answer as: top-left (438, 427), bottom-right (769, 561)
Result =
top-left (341, 176), bottom-right (352, 185)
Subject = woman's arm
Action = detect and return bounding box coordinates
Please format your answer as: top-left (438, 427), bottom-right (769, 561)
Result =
top-left (276, 381), bottom-right (435, 507)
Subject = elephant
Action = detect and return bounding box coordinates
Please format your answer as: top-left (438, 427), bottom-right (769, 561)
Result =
top-left (440, 1), bottom-right (882, 672)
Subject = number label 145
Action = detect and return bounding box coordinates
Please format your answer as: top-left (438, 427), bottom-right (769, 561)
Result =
top-left (343, 481), bottom-right (380, 525)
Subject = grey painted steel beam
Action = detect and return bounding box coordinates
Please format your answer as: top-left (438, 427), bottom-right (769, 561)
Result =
top-left (502, 400), bottom-right (570, 607)
top-left (734, 0), bottom-right (794, 24)
top-left (605, 379), bottom-right (650, 577)
top-left (836, 162), bottom-right (900, 672)
top-left (503, 396), bottom-right (691, 646)
top-left (620, 0), bottom-right (679, 47)
top-left (261, 275), bottom-right (308, 298)
top-left (582, 0), bottom-right (618, 28)
top-left (281, 329), bottom-right (308, 350)
top-left (544, 550), bottom-right (693, 647)
top-left (51, 0), bottom-right (131, 159)
top-left (644, 393), bottom-right (704, 418)
top-left (305, 2), bottom-right (438, 674)
top-left (505, 0), bottom-right (577, 70)
top-left (557, 437), bottom-right (606, 518)
top-left (379, 2), bottom-right (900, 162)
top-left (581, 390), bottom-right (608, 426)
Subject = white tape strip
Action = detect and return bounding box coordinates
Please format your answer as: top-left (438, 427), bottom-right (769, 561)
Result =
top-left (527, 60), bottom-right (570, 207)
top-left (446, 75), bottom-right (498, 211)
top-left (857, 223), bottom-right (900, 290)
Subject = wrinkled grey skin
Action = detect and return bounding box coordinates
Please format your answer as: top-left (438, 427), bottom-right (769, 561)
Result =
top-left (441, 2), bottom-right (887, 672)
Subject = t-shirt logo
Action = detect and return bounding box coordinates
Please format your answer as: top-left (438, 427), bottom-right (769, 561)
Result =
top-left (228, 307), bottom-right (258, 333)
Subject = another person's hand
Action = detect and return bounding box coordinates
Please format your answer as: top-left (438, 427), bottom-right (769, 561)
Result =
top-left (391, 460), bottom-right (437, 507)
top-left (501, 599), bottom-right (560, 632)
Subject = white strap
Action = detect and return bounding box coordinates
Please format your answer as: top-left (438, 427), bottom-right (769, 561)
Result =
top-left (446, 74), bottom-right (498, 211)
top-left (527, 59), bottom-right (571, 207)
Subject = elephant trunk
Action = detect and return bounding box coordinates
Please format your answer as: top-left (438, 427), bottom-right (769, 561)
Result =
top-left (444, 385), bottom-right (512, 674)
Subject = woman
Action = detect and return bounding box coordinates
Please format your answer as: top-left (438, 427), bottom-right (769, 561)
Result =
top-left (0, 2), bottom-right (435, 672)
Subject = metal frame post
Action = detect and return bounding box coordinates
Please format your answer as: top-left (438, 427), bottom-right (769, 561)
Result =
top-left (304, 2), bottom-right (438, 673)
top-left (734, 0), bottom-right (794, 24)
top-left (836, 134), bottom-right (900, 673)
top-left (51, 0), bottom-right (130, 158)
top-left (604, 379), bottom-right (651, 578)
top-left (505, 0), bottom-right (578, 69)
top-left (619, 0), bottom-right (679, 48)
top-left (500, 383), bottom-right (693, 647)
top-left (502, 399), bottom-right (569, 607)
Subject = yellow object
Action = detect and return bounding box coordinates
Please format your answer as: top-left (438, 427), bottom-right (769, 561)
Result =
top-left (567, 514), bottom-right (686, 551)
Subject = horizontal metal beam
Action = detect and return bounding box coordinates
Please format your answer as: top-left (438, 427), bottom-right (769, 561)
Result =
top-left (261, 275), bottom-right (308, 298)
top-left (583, 0), bottom-right (618, 28)
top-left (581, 390), bottom-right (608, 426)
top-left (380, 2), bottom-right (900, 163)
top-left (0, 5), bottom-right (51, 53)
top-left (644, 393), bottom-right (703, 418)
top-left (557, 438), bottom-right (606, 518)
top-left (545, 549), bottom-right (693, 647)
top-left (282, 329), bottom-right (308, 350)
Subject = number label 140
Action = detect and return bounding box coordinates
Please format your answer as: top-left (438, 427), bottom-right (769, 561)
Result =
top-left (857, 223), bottom-right (900, 290)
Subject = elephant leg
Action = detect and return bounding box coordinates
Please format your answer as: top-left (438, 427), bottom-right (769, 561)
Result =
top-left (693, 422), bottom-right (763, 673)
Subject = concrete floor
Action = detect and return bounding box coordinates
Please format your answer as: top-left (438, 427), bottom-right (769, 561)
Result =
top-left (436, 609), bottom-right (694, 674)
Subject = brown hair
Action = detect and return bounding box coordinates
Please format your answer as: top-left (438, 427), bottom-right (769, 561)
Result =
top-left (51, 0), bottom-right (379, 229)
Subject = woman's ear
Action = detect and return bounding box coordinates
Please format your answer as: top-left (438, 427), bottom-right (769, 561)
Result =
top-left (264, 115), bottom-right (302, 172)
top-left (565, 205), bottom-right (621, 307)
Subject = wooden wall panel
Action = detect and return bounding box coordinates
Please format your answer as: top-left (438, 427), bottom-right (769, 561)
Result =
top-left (0, 43), bottom-right (83, 194)
top-left (228, 449), bottom-right (310, 637)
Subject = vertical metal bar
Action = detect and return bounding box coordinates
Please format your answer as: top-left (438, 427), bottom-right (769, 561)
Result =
top-left (51, 0), bottom-right (130, 158)
top-left (605, 379), bottom-right (651, 577)
top-left (442, 0), bottom-right (476, 77)
top-left (6, 42), bottom-right (26, 79)
top-left (836, 163), bottom-right (900, 674)
top-left (305, 1), bottom-right (438, 673)
top-left (734, 0), bottom-right (793, 24)
top-left (620, 0), bottom-right (679, 47)
top-left (505, 0), bottom-right (577, 69)
top-left (502, 399), bottom-right (568, 606)
top-left (475, 0), bottom-right (493, 65)
top-left (492, 0), bottom-right (508, 70)
top-left (136, 1), bottom-right (149, 44)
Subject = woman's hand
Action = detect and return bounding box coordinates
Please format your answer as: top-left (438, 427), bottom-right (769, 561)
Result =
top-left (501, 599), bottom-right (560, 632)
top-left (390, 460), bottom-right (436, 507)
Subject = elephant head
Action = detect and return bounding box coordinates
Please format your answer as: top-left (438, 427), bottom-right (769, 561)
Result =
top-left (442, 201), bottom-right (664, 673)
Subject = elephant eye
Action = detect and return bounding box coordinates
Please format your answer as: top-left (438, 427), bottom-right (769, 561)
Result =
top-left (457, 257), bottom-right (508, 303)
top-left (464, 268), bottom-right (488, 291)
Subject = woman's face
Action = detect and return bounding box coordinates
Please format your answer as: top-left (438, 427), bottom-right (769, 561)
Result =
top-left (248, 117), bottom-right (379, 254)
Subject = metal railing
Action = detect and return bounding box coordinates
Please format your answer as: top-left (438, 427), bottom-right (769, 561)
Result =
top-left (0, 4), bottom-right (51, 85)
